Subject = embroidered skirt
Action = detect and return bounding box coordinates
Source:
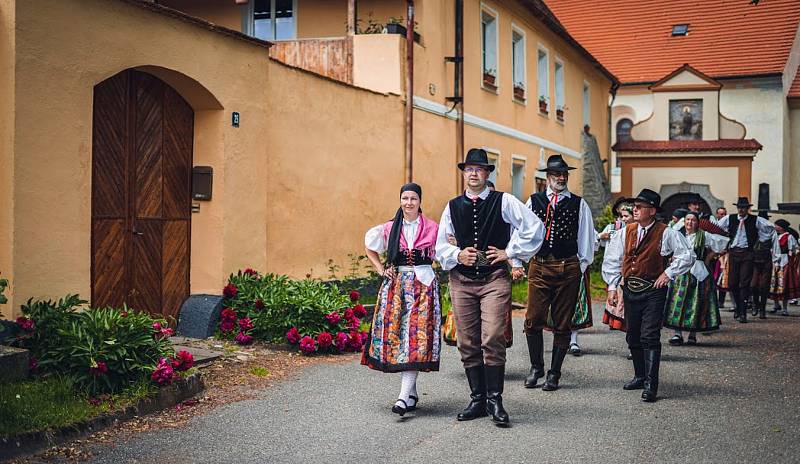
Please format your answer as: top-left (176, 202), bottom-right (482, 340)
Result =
top-left (603, 286), bottom-right (626, 331)
top-left (664, 272), bottom-right (721, 332)
top-left (774, 255), bottom-right (800, 300)
top-left (716, 253), bottom-right (730, 291)
top-left (546, 271), bottom-right (593, 331)
top-left (361, 270), bottom-right (441, 372)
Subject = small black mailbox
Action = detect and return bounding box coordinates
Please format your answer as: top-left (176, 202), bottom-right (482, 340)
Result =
top-left (192, 166), bottom-right (213, 201)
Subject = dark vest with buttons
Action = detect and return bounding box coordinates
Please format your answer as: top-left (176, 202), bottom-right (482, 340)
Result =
top-left (449, 190), bottom-right (510, 279)
top-left (529, 191), bottom-right (580, 259)
top-left (727, 214), bottom-right (758, 250)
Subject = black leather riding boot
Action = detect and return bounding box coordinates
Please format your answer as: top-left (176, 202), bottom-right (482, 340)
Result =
top-left (623, 348), bottom-right (645, 390)
top-left (641, 349), bottom-right (661, 403)
top-left (457, 365), bottom-right (487, 421)
top-left (751, 289), bottom-right (760, 316)
top-left (524, 331), bottom-right (545, 388)
top-left (485, 364), bottom-right (510, 426)
top-left (542, 346), bottom-right (568, 391)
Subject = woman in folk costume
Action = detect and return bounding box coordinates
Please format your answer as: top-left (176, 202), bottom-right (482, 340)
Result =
top-left (769, 219), bottom-right (800, 316)
top-left (598, 198), bottom-right (635, 332)
top-left (665, 211), bottom-right (729, 346)
top-left (362, 183), bottom-right (441, 416)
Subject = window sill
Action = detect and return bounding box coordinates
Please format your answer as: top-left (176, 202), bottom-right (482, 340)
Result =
top-left (556, 117), bottom-right (565, 125)
top-left (513, 96), bottom-right (527, 106)
top-left (482, 83), bottom-right (499, 94)
top-left (538, 110), bottom-right (549, 118)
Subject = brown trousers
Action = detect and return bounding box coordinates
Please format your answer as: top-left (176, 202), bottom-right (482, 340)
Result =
top-left (751, 250), bottom-right (773, 292)
top-left (525, 256), bottom-right (581, 349)
top-left (728, 249), bottom-right (754, 298)
top-left (449, 268), bottom-right (512, 368)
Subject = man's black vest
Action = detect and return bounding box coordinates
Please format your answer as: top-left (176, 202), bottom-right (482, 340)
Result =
top-left (727, 214), bottom-right (758, 250)
top-left (449, 190), bottom-right (510, 279)
top-left (529, 191), bottom-right (580, 259)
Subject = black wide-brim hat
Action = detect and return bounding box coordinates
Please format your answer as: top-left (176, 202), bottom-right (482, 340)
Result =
top-left (686, 192), bottom-right (703, 204)
top-left (458, 148), bottom-right (495, 172)
top-left (538, 154), bottom-right (576, 173)
top-left (626, 188), bottom-right (663, 212)
top-left (611, 196), bottom-right (631, 217)
top-left (775, 219), bottom-right (791, 230)
top-left (733, 196), bottom-right (753, 208)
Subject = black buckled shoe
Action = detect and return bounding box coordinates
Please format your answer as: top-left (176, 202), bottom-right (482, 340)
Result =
top-left (457, 366), bottom-right (487, 421)
top-left (641, 349), bottom-right (661, 403)
top-left (541, 346), bottom-right (568, 391)
top-left (485, 365), bottom-right (509, 427)
top-left (524, 332), bottom-right (545, 388)
top-left (392, 399), bottom-right (408, 416)
top-left (623, 348), bottom-right (645, 390)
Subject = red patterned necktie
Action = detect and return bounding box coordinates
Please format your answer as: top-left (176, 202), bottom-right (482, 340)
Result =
top-left (545, 192), bottom-right (558, 241)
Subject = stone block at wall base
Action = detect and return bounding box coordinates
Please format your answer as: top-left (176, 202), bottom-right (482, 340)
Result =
top-left (176, 294), bottom-right (224, 339)
top-left (0, 346), bottom-right (29, 383)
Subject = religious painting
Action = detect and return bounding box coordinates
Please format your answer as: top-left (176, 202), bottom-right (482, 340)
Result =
top-left (669, 99), bottom-right (703, 140)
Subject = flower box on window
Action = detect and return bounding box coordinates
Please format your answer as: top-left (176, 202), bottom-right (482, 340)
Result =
top-left (556, 107), bottom-right (565, 121)
top-left (538, 97), bottom-right (548, 114)
top-left (483, 70), bottom-right (497, 88)
top-left (513, 84), bottom-right (525, 100)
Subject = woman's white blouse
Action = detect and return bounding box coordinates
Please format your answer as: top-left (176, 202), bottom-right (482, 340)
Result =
top-left (364, 218), bottom-right (436, 286)
top-left (685, 232), bottom-right (729, 282)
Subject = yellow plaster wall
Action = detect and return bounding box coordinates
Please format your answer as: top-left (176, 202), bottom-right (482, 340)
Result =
top-left (11, 0), bottom-right (271, 313)
top-left (297, 0), bottom-right (348, 38)
top-left (0, 0), bottom-right (15, 316)
top-left (159, 0), bottom-right (243, 31)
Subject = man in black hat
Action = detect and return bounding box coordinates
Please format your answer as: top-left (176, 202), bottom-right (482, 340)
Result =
top-left (509, 154), bottom-right (596, 391)
top-left (716, 197), bottom-right (775, 323)
top-left (602, 189), bottom-right (694, 402)
top-left (436, 148), bottom-right (544, 427)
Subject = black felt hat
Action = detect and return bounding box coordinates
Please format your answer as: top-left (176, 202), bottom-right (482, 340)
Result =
top-left (673, 208), bottom-right (690, 219)
top-left (686, 193), bottom-right (703, 205)
top-left (775, 219), bottom-right (791, 230)
top-left (733, 197), bottom-right (753, 208)
top-left (627, 188), bottom-right (663, 212)
top-left (538, 154), bottom-right (576, 173)
top-left (458, 148), bottom-right (495, 172)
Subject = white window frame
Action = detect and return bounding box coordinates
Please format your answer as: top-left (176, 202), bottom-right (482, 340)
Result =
top-left (511, 155), bottom-right (527, 200)
top-left (511, 24), bottom-right (526, 103)
top-left (482, 146), bottom-right (501, 186)
top-left (480, 4), bottom-right (500, 93)
top-left (537, 44), bottom-right (550, 116)
top-left (582, 80), bottom-right (591, 127)
top-left (242, 0), bottom-right (298, 41)
top-left (554, 57), bottom-right (565, 123)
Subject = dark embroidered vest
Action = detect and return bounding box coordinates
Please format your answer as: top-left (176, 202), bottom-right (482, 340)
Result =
top-left (449, 190), bottom-right (510, 279)
top-left (727, 214), bottom-right (758, 250)
top-left (529, 191), bottom-right (580, 259)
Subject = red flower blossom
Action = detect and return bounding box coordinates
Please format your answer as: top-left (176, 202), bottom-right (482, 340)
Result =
top-left (360, 331), bottom-right (369, 344)
top-left (29, 357), bottom-right (39, 374)
top-left (223, 283), bottom-right (238, 299)
top-left (352, 304), bottom-right (367, 318)
top-left (343, 308), bottom-right (354, 321)
top-left (88, 397), bottom-right (102, 407)
top-left (171, 350), bottom-right (194, 371)
top-left (299, 335), bottom-right (317, 354)
top-left (16, 317), bottom-right (35, 332)
top-left (325, 311), bottom-right (341, 325)
top-left (220, 320), bottom-right (236, 333)
top-left (349, 290), bottom-right (361, 302)
top-left (243, 268), bottom-right (259, 277)
top-left (347, 331), bottom-right (363, 352)
top-left (335, 332), bottom-right (349, 351)
top-left (255, 299), bottom-right (265, 310)
top-left (120, 310), bottom-right (129, 318)
top-left (238, 317), bottom-right (254, 331)
top-left (235, 332), bottom-right (254, 345)
top-left (286, 327), bottom-right (301, 344)
top-left (317, 332), bottom-right (333, 349)
top-left (151, 357), bottom-right (175, 385)
top-left (220, 308), bottom-right (237, 321)
top-left (90, 360), bottom-right (109, 377)
top-left (152, 322), bottom-right (162, 332)
top-left (349, 317), bottom-right (361, 331)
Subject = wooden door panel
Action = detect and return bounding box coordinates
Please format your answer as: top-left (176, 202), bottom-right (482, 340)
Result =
top-left (134, 73), bottom-right (164, 220)
top-left (92, 72), bottom-right (128, 219)
top-left (91, 219), bottom-right (127, 309)
top-left (162, 220), bottom-right (190, 320)
top-left (162, 87), bottom-right (193, 220)
top-left (131, 219), bottom-right (163, 314)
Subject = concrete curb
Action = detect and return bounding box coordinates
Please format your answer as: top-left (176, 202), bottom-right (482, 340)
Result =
top-left (0, 373), bottom-right (204, 461)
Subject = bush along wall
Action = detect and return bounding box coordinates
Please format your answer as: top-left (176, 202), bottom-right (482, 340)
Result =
top-left (5, 295), bottom-right (194, 395)
top-left (218, 269), bottom-right (369, 355)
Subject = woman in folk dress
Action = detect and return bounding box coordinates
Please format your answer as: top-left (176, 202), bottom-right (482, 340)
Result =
top-left (362, 183), bottom-right (441, 416)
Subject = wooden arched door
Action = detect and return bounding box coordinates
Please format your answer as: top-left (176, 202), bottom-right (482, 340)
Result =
top-left (91, 69), bottom-right (193, 320)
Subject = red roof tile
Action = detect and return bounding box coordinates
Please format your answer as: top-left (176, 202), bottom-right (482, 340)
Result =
top-left (546, 0), bottom-right (800, 84)
top-left (790, 70), bottom-right (800, 98)
top-left (613, 139), bottom-right (763, 152)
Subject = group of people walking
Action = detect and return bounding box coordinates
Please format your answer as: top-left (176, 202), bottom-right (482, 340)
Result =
top-left (358, 147), bottom-right (798, 426)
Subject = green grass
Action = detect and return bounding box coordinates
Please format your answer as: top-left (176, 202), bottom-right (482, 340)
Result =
top-left (249, 366), bottom-right (270, 377)
top-left (512, 280), bottom-right (528, 304)
top-left (0, 375), bottom-right (156, 436)
top-left (508, 269), bottom-right (607, 305)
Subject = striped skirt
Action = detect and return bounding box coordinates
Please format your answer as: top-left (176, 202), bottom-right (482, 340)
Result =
top-left (664, 273), bottom-right (721, 332)
top-left (361, 270), bottom-right (441, 373)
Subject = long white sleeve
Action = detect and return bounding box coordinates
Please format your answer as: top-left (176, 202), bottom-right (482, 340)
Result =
top-left (435, 204), bottom-right (461, 271)
top-left (502, 193), bottom-right (545, 263)
top-left (756, 216), bottom-right (775, 242)
top-left (602, 226), bottom-right (626, 290)
top-left (704, 232), bottom-right (729, 254)
top-left (662, 227), bottom-right (696, 280)
top-left (577, 199), bottom-right (597, 273)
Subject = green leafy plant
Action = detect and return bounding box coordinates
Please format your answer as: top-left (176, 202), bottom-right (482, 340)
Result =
top-left (0, 275), bottom-right (7, 318)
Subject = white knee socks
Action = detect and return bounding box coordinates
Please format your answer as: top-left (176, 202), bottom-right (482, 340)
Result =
top-left (570, 330), bottom-right (578, 345)
top-left (396, 370), bottom-right (419, 409)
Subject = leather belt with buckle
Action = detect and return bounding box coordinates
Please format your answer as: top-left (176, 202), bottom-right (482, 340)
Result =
top-left (624, 276), bottom-right (654, 293)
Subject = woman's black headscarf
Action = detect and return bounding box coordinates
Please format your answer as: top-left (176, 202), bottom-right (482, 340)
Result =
top-left (386, 183), bottom-right (422, 266)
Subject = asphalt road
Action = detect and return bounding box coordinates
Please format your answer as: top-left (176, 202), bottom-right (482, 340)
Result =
top-left (88, 304), bottom-right (800, 464)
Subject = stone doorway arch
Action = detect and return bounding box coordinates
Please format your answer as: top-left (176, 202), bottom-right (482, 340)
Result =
top-left (659, 182), bottom-right (723, 218)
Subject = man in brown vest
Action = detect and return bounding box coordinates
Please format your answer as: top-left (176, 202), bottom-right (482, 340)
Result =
top-left (602, 189), bottom-right (694, 402)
